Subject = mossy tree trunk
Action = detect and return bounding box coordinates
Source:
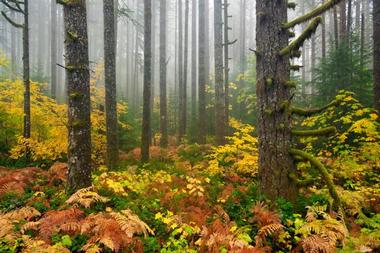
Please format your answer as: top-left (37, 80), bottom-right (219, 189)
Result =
top-left (23, 0), bottom-right (31, 160)
top-left (51, 0), bottom-right (57, 99)
top-left (103, 0), bottom-right (119, 168)
top-left (141, 0), bottom-right (152, 162)
top-left (63, 0), bottom-right (92, 192)
top-left (256, 0), bottom-right (297, 201)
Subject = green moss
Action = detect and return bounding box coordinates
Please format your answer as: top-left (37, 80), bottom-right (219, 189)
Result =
top-left (291, 126), bottom-right (337, 137)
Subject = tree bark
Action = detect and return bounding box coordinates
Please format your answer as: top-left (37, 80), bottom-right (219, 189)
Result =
top-left (64, 0), bottom-right (92, 192)
top-left (160, 0), bottom-right (168, 147)
top-left (256, 0), bottom-right (297, 201)
top-left (339, 0), bottom-right (346, 41)
top-left (198, 0), bottom-right (206, 144)
top-left (214, 0), bottom-right (225, 145)
top-left (322, 0), bottom-right (326, 59)
top-left (223, 0), bottom-right (230, 131)
top-left (10, 11), bottom-right (16, 79)
top-left (141, 0), bottom-right (152, 161)
top-left (374, 0), bottom-right (380, 115)
top-left (239, 0), bottom-right (246, 120)
top-left (190, 0), bottom-right (197, 142)
top-left (23, 0), bottom-right (31, 161)
top-left (181, 0), bottom-right (189, 138)
top-left (103, 0), bottom-right (119, 168)
top-left (51, 0), bottom-right (57, 99)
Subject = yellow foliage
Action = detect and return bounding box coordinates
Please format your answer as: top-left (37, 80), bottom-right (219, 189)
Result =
top-left (207, 118), bottom-right (258, 176)
top-left (0, 64), bottom-right (128, 164)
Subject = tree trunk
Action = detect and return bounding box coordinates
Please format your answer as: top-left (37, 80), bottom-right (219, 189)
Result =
top-left (10, 11), bottom-right (16, 79)
top-left (214, 0), bottom-right (225, 145)
top-left (178, 0), bottom-right (185, 139)
top-left (322, 0), bottom-right (326, 59)
top-left (198, 0), bottom-right (206, 144)
top-left (223, 0), bottom-right (230, 131)
top-left (239, 0), bottom-right (246, 120)
top-left (141, 0), bottom-right (152, 161)
top-left (64, 0), bottom-right (92, 192)
top-left (347, 0), bottom-right (352, 46)
top-left (355, 0), bottom-right (360, 32)
top-left (334, 6), bottom-right (339, 48)
top-left (256, 0), bottom-right (297, 201)
top-left (160, 0), bottom-right (168, 147)
top-left (23, 0), bottom-right (31, 161)
top-left (103, 0), bottom-right (119, 168)
top-left (339, 0), bottom-right (346, 41)
top-left (181, 0), bottom-right (189, 138)
top-left (191, 0), bottom-right (197, 142)
top-left (374, 0), bottom-right (380, 115)
top-left (51, 0), bottom-right (57, 99)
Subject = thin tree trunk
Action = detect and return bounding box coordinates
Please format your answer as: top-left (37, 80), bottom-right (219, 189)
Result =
top-left (23, 0), bottom-right (31, 162)
top-left (103, 0), bottom-right (119, 168)
top-left (347, 0), bottom-right (352, 46)
top-left (214, 0), bottom-right (225, 145)
top-left (64, 0), bottom-right (92, 192)
top-left (190, 0), bottom-right (197, 142)
top-left (141, 0), bottom-right (152, 162)
top-left (256, 0), bottom-right (297, 201)
top-left (178, 0), bottom-right (185, 139)
top-left (198, 0), bottom-right (206, 144)
top-left (374, 0), bottom-right (380, 114)
top-left (181, 0), bottom-right (189, 138)
top-left (223, 0), bottom-right (230, 130)
top-left (160, 0), bottom-right (168, 147)
top-left (51, 0), bottom-right (57, 99)
top-left (239, 0), bottom-right (246, 120)
top-left (322, 0), bottom-right (327, 59)
top-left (10, 11), bottom-right (16, 79)
top-left (334, 6), bottom-right (339, 48)
top-left (339, 0), bottom-right (346, 41)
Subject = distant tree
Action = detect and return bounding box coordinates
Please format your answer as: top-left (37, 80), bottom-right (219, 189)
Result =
top-left (181, 0), bottom-right (189, 139)
top-left (1, 0), bottom-right (31, 161)
top-left (214, 0), bottom-right (225, 145)
top-left (141, 0), bottom-right (152, 162)
top-left (314, 38), bottom-right (372, 106)
top-left (190, 0), bottom-right (197, 142)
top-left (103, 0), bottom-right (119, 168)
top-left (374, 0), bottom-right (380, 115)
top-left (51, 0), bottom-right (57, 99)
top-left (159, 0), bottom-right (168, 147)
top-left (198, 0), bottom-right (206, 144)
top-left (61, 0), bottom-right (92, 192)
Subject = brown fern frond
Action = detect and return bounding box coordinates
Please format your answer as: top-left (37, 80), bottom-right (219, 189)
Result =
top-left (301, 235), bottom-right (336, 253)
top-left (39, 207), bottom-right (84, 241)
top-left (21, 221), bottom-right (41, 234)
top-left (110, 209), bottom-right (154, 237)
top-left (65, 186), bottom-right (109, 208)
top-left (251, 201), bottom-right (281, 227)
top-left (214, 205), bottom-right (230, 223)
top-left (59, 222), bottom-right (81, 234)
top-left (255, 223), bottom-right (284, 246)
top-left (3, 206), bottom-right (41, 221)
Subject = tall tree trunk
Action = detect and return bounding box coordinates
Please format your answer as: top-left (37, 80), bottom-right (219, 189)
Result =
top-left (374, 0), bottom-right (380, 115)
top-left (256, 0), bottom-right (297, 201)
top-left (334, 6), bottom-right (339, 48)
top-left (311, 0), bottom-right (316, 92)
top-left (181, 0), bottom-right (189, 138)
top-left (51, 0), bottom-right (57, 99)
top-left (191, 0), bottom-right (197, 142)
top-left (103, 0), bottom-right (119, 168)
top-left (355, 0), bottom-right (360, 31)
top-left (223, 0), bottom-right (230, 130)
top-left (178, 0), bottom-right (185, 139)
top-left (339, 0), bottom-right (346, 41)
top-left (239, 0), bottom-right (246, 120)
top-left (214, 0), bottom-right (225, 145)
top-left (160, 0), bottom-right (168, 147)
top-left (150, 0), bottom-right (156, 141)
top-left (37, 0), bottom-right (45, 76)
top-left (10, 11), bottom-right (16, 79)
top-left (23, 0), bottom-right (31, 161)
top-left (141, 0), bottom-right (152, 161)
top-left (64, 0), bottom-right (92, 192)
top-left (347, 0), bottom-right (352, 46)
top-left (360, 7), bottom-right (366, 67)
top-left (198, 0), bottom-right (206, 144)
top-left (322, 0), bottom-right (327, 59)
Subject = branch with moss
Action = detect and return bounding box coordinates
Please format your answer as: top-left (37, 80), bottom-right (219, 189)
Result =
top-left (291, 99), bottom-right (340, 117)
top-left (289, 148), bottom-right (341, 210)
top-left (280, 17), bottom-right (322, 56)
top-left (292, 126), bottom-right (337, 137)
top-left (283, 0), bottom-right (343, 28)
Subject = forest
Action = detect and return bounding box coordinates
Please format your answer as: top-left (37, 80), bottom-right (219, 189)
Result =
top-left (0, 0), bottom-right (379, 252)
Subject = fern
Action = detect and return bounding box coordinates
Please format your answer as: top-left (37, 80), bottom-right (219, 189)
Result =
top-left (255, 223), bottom-right (284, 247)
top-left (110, 209), bottom-right (154, 237)
top-left (65, 186), bottom-right (109, 208)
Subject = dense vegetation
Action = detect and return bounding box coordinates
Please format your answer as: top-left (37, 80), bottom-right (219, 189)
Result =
top-left (0, 0), bottom-right (379, 252)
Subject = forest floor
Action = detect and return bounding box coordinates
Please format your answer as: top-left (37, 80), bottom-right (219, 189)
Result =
top-left (0, 143), bottom-right (379, 253)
